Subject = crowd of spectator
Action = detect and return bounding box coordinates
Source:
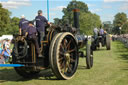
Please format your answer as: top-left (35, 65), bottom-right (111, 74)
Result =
top-left (0, 39), bottom-right (11, 64)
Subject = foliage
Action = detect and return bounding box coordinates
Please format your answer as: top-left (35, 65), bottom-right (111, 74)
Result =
top-left (8, 17), bottom-right (20, 35)
top-left (113, 12), bottom-right (127, 27)
top-left (54, 1), bottom-right (101, 35)
top-left (80, 12), bottom-right (101, 35)
top-left (122, 22), bottom-right (128, 34)
top-left (0, 4), bottom-right (20, 36)
top-left (0, 3), bottom-right (11, 36)
top-left (54, 18), bottom-right (62, 25)
top-left (62, 0), bottom-right (89, 25)
top-left (113, 12), bottom-right (128, 34)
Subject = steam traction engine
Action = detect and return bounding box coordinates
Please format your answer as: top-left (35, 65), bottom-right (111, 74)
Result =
top-left (12, 9), bottom-right (93, 80)
top-left (91, 33), bottom-right (111, 51)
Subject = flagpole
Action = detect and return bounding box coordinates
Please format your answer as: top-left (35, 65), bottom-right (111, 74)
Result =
top-left (47, 0), bottom-right (49, 21)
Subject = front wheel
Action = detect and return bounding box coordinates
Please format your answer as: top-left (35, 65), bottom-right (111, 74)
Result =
top-left (86, 44), bottom-right (93, 69)
top-left (106, 35), bottom-right (111, 50)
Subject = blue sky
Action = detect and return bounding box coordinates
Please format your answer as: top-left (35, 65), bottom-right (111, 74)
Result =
top-left (0, 0), bottom-right (128, 23)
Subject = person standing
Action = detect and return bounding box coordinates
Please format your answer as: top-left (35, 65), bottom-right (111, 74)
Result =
top-left (99, 26), bottom-right (104, 36)
top-left (93, 27), bottom-right (99, 39)
top-left (35, 10), bottom-right (50, 47)
top-left (19, 15), bottom-right (29, 36)
top-left (2, 39), bottom-right (11, 63)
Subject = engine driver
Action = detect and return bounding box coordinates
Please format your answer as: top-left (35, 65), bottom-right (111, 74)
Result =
top-left (35, 10), bottom-right (50, 47)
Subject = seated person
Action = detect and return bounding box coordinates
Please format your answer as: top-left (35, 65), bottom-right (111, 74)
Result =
top-left (25, 21), bottom-right (40, 57)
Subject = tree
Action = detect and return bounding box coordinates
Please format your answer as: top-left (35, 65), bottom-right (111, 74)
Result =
top-left (113, 12), bottom-right (127, 34)
top-left (8, 17), bottom-right (20, 35)
top-left (0, 3), bottom-right (11, 36)
top-left (62, 1), bottom-right (89, 24)
top-left (80, 12), bottom-right (101, 35)
top-left (53, 1), bottom-right (102, 35)
top-left (122, 22), bottom-right (128, 34)
top-left (0, 4), bottom-right (20, 36)
top-left (113, 12), bottom-right (127, 27)
top-left (54, 18), bottom-right (62, 25)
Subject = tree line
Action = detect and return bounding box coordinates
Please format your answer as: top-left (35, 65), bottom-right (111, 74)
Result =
top-left (113, 12), bottom-right (128, 35)
top-left (54, 0), bottom-right (128, 35)
top-left (54, 0), bottom-right (102, 35)
top-left (0, 1), bottom-right (128, 36)
top-left (0, 3), bottom-right (20, 36)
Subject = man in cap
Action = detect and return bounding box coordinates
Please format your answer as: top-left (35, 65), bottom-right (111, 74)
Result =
top-left (25, 21), bottom-right (40, 57)
top-left (93, 27), bottom-right (99, 39)
top-left (19, 15), bottom-right (29, 36)
top-left (35, 10), bottom-right (50, 47)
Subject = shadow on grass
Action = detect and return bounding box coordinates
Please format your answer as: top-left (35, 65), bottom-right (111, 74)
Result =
top-left (77, 65), bottom-right (86, 69)
top-left (114, 41), bottom-right (128, 62)
top-left (0, 68), bottom-right (58, 83)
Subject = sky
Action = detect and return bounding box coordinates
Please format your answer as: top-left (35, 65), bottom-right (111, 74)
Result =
top-left (0, 0), bottom-right (128, 23)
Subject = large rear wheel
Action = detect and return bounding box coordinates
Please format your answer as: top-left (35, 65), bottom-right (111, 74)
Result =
top-left (49, 33), bottom-right (62, 74)
top-left (50, 32), bottom-right (79, 80)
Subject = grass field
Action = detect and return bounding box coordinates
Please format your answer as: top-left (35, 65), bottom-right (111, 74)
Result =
top-left (0, 41), bottom-right (128, 85)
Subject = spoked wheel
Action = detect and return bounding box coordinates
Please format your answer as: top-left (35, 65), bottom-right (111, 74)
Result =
top-left (49, 33), bottom-right (62, 73)
top-left (12, 36), bottom-right (28, 62)
top-left (86, 43), bottom-right (93, 69)
top-left (50, 32), bottom-right (78, 80)
top-left (106, 34), bottom-right (111, 50)
top-left (14, 67), bottom-right (40, 78)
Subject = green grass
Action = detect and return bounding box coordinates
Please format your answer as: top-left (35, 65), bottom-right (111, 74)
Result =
top-left (1, 41), bottom-right (128, 85)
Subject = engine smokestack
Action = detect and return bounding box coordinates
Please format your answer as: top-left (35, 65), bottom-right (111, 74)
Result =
top-left (73, 9), bottom-right (80, 33)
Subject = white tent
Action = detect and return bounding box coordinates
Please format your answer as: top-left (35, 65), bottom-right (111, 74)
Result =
top-left (0, 35), bottom-right (13, 40)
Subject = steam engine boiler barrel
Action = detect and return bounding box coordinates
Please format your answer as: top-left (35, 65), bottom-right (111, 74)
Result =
top-left (75, 35), bottom-right (87, 48)
top-left (73, 9), bottom-right (80, 32)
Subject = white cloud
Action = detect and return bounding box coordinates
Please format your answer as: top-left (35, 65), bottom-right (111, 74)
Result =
top-left (90, 9), bottom-right (102, 13)
top-left (0, 0), bottom-right (31, 9)
top-left (119, 3), bottom-right (128, 11)
top-left (104, 0), bottom-right (128, 2)
top-left (50, 6), bottom-right (66, 11)
top-left (101, 14), bottom-right (114, 22)
top-left (87, 3), bottom-right (95, 7)
top-left (103, 5), bottom-right (112, 9)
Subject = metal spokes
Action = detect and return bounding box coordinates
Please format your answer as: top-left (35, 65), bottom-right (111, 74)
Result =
top-left (59, 37), bottom-right (77, 73)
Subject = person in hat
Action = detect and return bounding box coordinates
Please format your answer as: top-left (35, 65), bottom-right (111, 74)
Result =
top-left (25, 21), bottom-right (40, 57)
top-left (19, 15), bottom-right (29, 36)
top-left (35, 10), bottom-right (50, 47)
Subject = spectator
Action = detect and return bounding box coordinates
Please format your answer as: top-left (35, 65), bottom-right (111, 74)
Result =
top-left (0, 54), bottom-right (5, 64)
top-left (0, 41), bottom-right (3, 51)
top-left (2, 39), bottom-right (11, 63)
